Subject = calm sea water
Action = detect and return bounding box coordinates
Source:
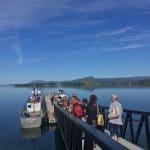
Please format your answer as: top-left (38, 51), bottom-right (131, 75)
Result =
top-left (0, 86), bottom-right (150, 149)
top-left (54, 86), bottom-right (150, 111)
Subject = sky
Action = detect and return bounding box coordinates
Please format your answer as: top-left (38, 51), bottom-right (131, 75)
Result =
top-left (0, 0), bottom-right (150, 84)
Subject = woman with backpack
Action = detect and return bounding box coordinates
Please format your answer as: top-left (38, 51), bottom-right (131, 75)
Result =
top-left (86, 95), bottom-right (98, 127)
top-left (86, 95), bottom-right (104, 132)
top-left (85, 95), bottom-right (104, 149)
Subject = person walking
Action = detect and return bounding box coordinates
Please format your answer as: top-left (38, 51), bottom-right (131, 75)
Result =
top-left (108, 94), bottom-right (123, 141)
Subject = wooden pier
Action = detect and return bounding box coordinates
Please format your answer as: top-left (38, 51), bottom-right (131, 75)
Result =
top-left (44, 94), bottom-right (56, 125)
top-left (43, 94), bottom-right (149, 150)
top-left (54, 103), bottom-right (146, 150)
top-left (104, 130), bottom-right (144, 150)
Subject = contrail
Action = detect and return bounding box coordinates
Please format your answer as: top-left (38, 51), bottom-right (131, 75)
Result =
top-left (13, 29), bottom-right (24, 65)
top-left (15, 47), bottom-right (23, 65)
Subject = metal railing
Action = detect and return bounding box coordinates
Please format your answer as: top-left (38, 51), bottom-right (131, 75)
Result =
top-left (100, 106), bottom-right (150, 149)
top-left (54, 104), bottom-right (127, 150)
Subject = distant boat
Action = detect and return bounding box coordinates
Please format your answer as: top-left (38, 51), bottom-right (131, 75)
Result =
top-left (20, 89), bottom-right (44, 128)
top-left (57, 89), bottom-right (66, 98)
top-left (55, 68), bottom-right (67, 101)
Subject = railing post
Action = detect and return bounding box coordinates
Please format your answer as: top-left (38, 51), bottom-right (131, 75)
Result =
top-left (84, 133), bottom-right (93, 150)
top-left (144, 115), bottom-right (150, 149)
top-left (69, 117), bottom-right (73, 150)
top-left (71, 122), bottom-right (75, 150)
top-left (76, 126), bottom-right (82, 150)
top-left (129, 113), bottom-right (134, 142)
top-left (122, 112), bottom-right (129, 137)
top-left (135, 114), bottom-right (145, 144)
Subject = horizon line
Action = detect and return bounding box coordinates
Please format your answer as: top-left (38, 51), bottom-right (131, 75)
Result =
top-left (1, 75), bottom-right (150, 85)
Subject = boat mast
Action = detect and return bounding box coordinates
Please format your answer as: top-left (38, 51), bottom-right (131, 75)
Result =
top-left (57, 67), bottom-right (61, 90)
top-left (33, 81), bottom-right (35, 94)
top-left (48, 73), bottom-right (50, 95)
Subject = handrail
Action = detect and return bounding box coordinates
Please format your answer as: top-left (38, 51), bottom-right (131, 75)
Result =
top-left (100, 106), bottom-right (150, 149)
top-left (54, 104), bottom-right (127, 150)
top-left (101, 106), bottom-right (150, 115)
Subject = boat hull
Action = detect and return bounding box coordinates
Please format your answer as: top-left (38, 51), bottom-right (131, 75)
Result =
top-left (20, 116), bottom-right (41, 128)
top-left (20, 128), bottom-right (41, 139)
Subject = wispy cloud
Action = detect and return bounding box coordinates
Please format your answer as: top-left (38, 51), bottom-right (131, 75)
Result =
top-left (101, 44), bottom-right (150, 52)
top-left (66, 43), bottom-right (150, 57)
top-left (137, 9), bottom-right (150, 15)
top-left (118, 32), bottom-right (150, 42)
top-left (13, 31), bottom-right (24, 65)
top-left (50, 26), bottom-right (138, 42)
top-left (47, 19), bottom-right (108, 28)
top-left (13, 46), bottom-right (24, 65)
top-left (15, 48), bottom-right (23, 65)
top-left (42, 25), bottom-right (150, 54)
top-left (0, 0), bottom-right (70, 30)
top-left (74, 0), bottom-right (150, 14)
top-left (111, 26), bottom-right (135, 36)
top-left (0, 0), bottom-right (150, 31)
top-left (0, 1), bottom-right (150, 61)
top-left (24, 56), bottom-right (48, 64)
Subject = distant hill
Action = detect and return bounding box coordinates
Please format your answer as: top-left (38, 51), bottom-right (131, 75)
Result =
top-left (28, 80), bottom-right (46, 84)
top-left (72, 76), bottom-right (150, 82)
top-left (71, 76), bottom-right (96, 83)
top-left (14, 76), bottom-right (150, 87)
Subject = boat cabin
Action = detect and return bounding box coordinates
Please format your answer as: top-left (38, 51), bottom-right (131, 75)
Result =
top-left (26, 90), bottom-right (42, 112)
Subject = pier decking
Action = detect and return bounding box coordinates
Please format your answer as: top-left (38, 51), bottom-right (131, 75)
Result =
top-left (104, 130), bottom-right (144, 150)
top-left (87, 131), bottom-right (144, 150)
top-left (44, 94), bottom-right (56, 125)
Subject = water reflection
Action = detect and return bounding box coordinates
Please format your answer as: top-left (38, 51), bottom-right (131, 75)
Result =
top-left (19, 126), bottom-right (66, 150)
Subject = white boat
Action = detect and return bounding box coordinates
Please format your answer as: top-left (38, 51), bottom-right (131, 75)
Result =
top-left (20, 89), bottom-right (44, 128)
top-left (57, 89), bottom-right (66, 98)
top-left (53, 89), bottom-right (66, 104)
top-left (20, 128), bottom-right (42, 139)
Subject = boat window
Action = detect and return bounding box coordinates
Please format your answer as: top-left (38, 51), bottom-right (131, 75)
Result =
top-left (28, 105), bottom-right (31, 108)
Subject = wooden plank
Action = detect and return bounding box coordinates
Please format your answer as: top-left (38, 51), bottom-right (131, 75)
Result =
top-left (105, 130), bottom-right (144, 150)
top-left (45, 94), bottom-right (56, 124)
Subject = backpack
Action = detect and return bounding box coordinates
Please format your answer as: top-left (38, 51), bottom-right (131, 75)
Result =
top-left (73, 103), bottom-right (84, 118)
top-left (97, 105), bottom-right (104, 126)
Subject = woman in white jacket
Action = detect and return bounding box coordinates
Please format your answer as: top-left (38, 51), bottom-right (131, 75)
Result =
top-left (108, 95), bottom-right (123, 141)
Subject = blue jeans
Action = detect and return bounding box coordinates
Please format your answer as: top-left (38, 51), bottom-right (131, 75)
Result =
top-left (109, 123), bottom-right (121, 137)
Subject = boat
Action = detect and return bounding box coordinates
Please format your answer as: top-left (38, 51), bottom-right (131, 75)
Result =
top-left (53, 89), bottom-right (66, 103)
top-left (57, 89), bottom-right (66, 98)
top-left (20, 127), bottom-right (42, 139)
top-left (20, 89), bottom-right (44, 128)
top-left (55, 68), bottom-right (66, 100)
